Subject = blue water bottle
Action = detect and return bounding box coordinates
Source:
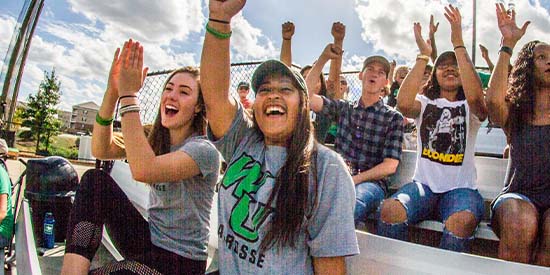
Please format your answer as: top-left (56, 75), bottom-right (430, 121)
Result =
top-left (43, 212), bottom-right (55, 249)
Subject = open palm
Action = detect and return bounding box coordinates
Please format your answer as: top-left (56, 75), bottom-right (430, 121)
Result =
top-left (495, 3), bottom-right (529, 45)
top-left (414, 23), bottom-right (432, 56)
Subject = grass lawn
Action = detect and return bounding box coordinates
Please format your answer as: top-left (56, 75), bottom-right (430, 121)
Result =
top-left (14, 128), bottom-right (80, 154)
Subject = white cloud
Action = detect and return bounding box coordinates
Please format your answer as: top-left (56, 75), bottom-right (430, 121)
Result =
top-left (12, 1), bottom-right (206, 111)
top-left (66, 0), bottom-right (205, 45)
top-left (231, 14), bottom-right (278, 61)
top-left (0, 15), bottom-right (17, 61)
top-left (354, 0), bottom-right (550, 66)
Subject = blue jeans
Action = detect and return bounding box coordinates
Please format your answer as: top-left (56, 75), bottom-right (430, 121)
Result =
top-left (354, 182), bottom-right (385, 226)
top-left (377, 181), bottom-right (484, 252)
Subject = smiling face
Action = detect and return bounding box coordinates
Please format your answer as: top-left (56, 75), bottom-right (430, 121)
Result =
top-left (533, 43), bottom-right (550, 87)
top-left (359, 61), bottom-right (389, 95)
top-left (252, 73), bottom-right (301, 146)
top-left (160, 72), bottom-right (201, 131)
top-left (435, 56), bottom-right (461, 92)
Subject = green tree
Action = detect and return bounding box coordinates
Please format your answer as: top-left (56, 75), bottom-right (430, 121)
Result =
top-left (20, 69), bottom-right (62, 153)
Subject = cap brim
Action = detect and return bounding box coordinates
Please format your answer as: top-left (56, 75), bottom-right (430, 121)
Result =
top-left (251, 60), bottom-right (307, 94)
top-left (434, 51), bottom-right (457, 67)
top-left (363, 55), bottom-right (391, 76)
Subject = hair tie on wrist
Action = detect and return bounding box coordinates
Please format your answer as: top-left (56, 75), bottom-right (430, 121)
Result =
top-left (119, 95), bottom-right (137, 101)
top-left (96, 113), bottom-right (114, 126)
top-left (209, 18), bottom-right (230, 25)
top-left (499, 46), bottom-right (513, 56)
top-left (454, 45), bottom-right (466, 51)
top-left (205, 23), bottom-right (232, 39)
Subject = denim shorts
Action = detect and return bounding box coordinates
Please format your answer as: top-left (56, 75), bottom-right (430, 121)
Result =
top-left (491, 192), bottom-right (533, 219)
top-left (390, 181), bottom-right (484, 224)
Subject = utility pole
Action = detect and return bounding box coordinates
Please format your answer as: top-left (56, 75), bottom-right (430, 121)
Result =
top-left (0, 0), bottom-right (45, 132)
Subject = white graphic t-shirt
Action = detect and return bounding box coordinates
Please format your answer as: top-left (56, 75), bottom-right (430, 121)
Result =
top-left (413, 94), bottom-right (483, 192)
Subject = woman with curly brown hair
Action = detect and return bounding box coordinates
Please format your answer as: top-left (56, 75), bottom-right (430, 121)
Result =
top-left (486, 4), bottom-right (549, 267)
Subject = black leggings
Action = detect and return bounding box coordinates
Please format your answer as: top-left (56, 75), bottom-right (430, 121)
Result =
top-left (65, 169), bottom-right (206, 275)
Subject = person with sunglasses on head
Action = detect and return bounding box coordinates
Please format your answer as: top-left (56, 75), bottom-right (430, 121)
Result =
top-left (378, 5), bottom-right (488, 253)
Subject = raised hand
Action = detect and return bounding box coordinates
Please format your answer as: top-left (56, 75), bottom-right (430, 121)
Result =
top-left (429, 15), bottom-right (439, 36)
top-left (479, 44), bottom-right (489, 59)
top-left (331, 22), bottom-right (346, 41)
top-left (414, 23), bottom-right (432, 56)
top-left (320, 43), bottom-right (343, 61)
top-left (282, 21), bottom-right (295, 40)
top-left (209, 0), bottom-right (246, 22)
top-left (495, 3), bottom-right (530, 48)
top-left (118, 39), bottom-right (148, 97)
top-left (390, 60), bottom-right (397, 69)
top-left (444, 4), bottom-right (464, 47)
top-left (106, 47), bottom-right (122, 97)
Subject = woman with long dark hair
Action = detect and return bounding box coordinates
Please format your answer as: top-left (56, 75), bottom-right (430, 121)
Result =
top-left (377, 5), bottom-right (488, 253)
top-left (200, 1), bottom-right (358, 274)
top-left (486, 4), bottom-right (549, 266)
top-left (61, 40), bottom-right (220, 274)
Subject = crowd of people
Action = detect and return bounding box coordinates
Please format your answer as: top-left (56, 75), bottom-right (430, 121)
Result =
top-left (58, 1), bottom-right (549, 274)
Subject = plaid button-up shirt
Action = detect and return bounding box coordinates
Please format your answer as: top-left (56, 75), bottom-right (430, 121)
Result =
top-left (319, 96), bottom-right (404, 185)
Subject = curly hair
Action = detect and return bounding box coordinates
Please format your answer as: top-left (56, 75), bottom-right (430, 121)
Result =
top-left (422, 65), bottom-right (466, 101)
top-left (505, 40), bottom-right (542, 133)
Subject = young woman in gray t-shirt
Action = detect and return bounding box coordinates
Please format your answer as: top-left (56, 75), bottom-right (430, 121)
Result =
top-left (61, 43), bottom-right (220, 275)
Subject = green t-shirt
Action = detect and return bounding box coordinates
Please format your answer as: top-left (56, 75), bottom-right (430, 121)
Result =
top-left (0, 166), bottom-right (13, 239)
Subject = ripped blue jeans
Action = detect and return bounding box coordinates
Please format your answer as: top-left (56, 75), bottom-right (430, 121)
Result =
top-left (377, 181), bottom-right (484, 252)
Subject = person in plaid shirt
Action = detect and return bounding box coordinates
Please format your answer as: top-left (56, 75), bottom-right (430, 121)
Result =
top-left (306, 44), bottom-right (404, 226)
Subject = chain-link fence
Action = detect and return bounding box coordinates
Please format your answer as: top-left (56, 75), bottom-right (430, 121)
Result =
top-left (136, 62), bottom-right (363, 123)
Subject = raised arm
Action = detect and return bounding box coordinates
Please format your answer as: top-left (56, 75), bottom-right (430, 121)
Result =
top-left (326, 22), bottom-right (346, 99)
top-left (486, 3), bottom-right (530, 127)
top-left (91, 47), bottom-right (127, 160)
top-left (280, 21), bottom-right (295, 67)
top-left (388, 60), bottom-right (396, 84)
top-left (444, 4), bottom-right (487, 120)
top-left (429, 14), bottom-right (439, 63)
top-left (200, 0), bottom-right (246, 139)
top-left (306, 44), bottom-right (342, 113)
top-left (397, 23), bottom-right (430, 118)
top-left (479, 44), bottom-right (495, 72)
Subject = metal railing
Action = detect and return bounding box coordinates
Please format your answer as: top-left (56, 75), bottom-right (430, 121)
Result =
top-left (136, 62), bottom-right (364, 123)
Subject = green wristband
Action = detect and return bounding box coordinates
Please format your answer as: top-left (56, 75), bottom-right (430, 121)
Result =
top-left (96, 113), bottom-right (114, 126)
top-left (206, 23), bottom-right (232, 39)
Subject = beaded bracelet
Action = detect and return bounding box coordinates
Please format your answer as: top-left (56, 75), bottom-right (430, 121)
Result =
top-left (95, 113), bottom-right (114, 126)
top-left (206, 23), bottom-right (232, 39)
